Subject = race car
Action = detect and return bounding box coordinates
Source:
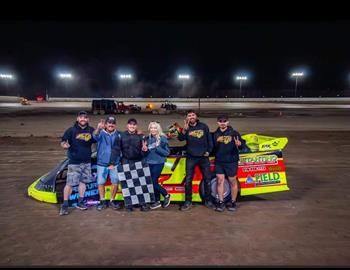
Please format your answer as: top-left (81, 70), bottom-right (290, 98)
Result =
top-left (27, 130), bottom-right (289, 206)
top-left (145, 101), bottom-right (177, 115)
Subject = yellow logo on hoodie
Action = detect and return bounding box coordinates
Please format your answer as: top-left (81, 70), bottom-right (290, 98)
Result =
top-left (76, 133), bottom-right (92, 142)
top-left (217, 135), bottom-right (232, 144)
top-left (189, 130), bottom-right (204, 139)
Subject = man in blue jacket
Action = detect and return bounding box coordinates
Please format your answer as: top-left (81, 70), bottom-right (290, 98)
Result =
top-left (212, 114), bottom-right (244, 212)
top-left (93, 116), bottom-right (122, 211)
top-left (177, 110), bottom-right (215, 211)
top-left (59, 111), bottom-right (96, 216)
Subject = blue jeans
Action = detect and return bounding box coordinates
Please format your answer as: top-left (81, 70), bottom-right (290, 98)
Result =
top-left (96, 165), bottom-right (119, 185)
top-left (149, 163), bottom-right (168, 202)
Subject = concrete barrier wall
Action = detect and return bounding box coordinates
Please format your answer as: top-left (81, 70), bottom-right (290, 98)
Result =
top-left (1, 95), bottom-right (350, 103)
top-left (48, 97), bottom-right (350, 103)
top-left (0, 96), bottom-right (20, 102)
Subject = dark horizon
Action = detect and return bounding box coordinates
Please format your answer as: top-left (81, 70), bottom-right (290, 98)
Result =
top-left (1, 20), bottom-right (350, 98)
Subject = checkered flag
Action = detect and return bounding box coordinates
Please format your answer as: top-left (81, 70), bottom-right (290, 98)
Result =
top-left (117, 160), bottom-right (155, 207)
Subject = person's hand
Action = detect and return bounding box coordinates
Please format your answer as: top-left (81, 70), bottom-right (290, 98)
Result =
top-left (97, 119), bottom-right (105, 130)
top-left (203, 151), bottom-right (209, 157)
top-left (233, 136), bottom-right (241, 147)
top-left (142, 140), bottom-right (148, 152)
top-left (108, 165), bottom-right (115, 170)
top-left (183, 119), bottom-right (189, 133)
top-left (61, 140), bottom-right (70, 149)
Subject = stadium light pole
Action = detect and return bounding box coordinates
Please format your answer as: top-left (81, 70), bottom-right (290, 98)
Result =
top-left (178, 73), bottom-right (196, 110)
top-left (0, 73), bottom-right (16, 96)
top-left (118, 73), bottom-right (133, 98)
top-left (235, 75), bottom-right (248, 98)
top-left (291, 72), bottom-right (304, 97)
top-left (177, 74), bottom-right (191, 95)
top-left (57, 73), bottom-right (74, 95)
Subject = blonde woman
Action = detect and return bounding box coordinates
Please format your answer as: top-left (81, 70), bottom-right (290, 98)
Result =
top-left (145, 121), bottom-right (171, 209)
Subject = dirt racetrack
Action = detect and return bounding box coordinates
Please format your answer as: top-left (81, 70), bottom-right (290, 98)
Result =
top-left (0, 110), bottom-right (349, 266)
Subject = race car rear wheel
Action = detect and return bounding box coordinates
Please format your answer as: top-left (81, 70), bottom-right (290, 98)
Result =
top-left (199, 176), bottom-right (232, 203)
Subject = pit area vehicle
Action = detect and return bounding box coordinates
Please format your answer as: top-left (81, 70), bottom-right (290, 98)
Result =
top-left (146, 101), bottom-right (177, 114)
top-left (91, 99), bottom-right (141, 115)
top-left (20, 97), bottom-right (30, 105)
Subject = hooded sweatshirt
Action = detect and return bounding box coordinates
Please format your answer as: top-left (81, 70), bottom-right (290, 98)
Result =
top-left (61, 122), bottom-right (95, 165)
top-left (145, 135), bottom-right (170, 164)
top-left (178, 120), bottom-right (213, 157)
top-left (212, 126), bottom-right (244, 163)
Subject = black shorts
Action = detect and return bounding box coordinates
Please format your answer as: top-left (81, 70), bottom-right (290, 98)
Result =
top-left (215, 162), bottom-right (238, 177)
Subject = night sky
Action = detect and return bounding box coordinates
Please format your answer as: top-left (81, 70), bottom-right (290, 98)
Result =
top-left (1, 20), bottom-right (350, 98)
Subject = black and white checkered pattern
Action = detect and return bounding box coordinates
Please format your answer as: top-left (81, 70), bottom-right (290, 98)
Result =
top-left (117, 161), bottom-right (155, 206)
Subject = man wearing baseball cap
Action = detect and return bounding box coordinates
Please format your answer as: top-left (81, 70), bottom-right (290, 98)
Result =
top-left (93, 115), bottom-right (122, 211)
top-left (212, 114), bottom-right (244, 212)
top-left (59, 111), bottom-right (96, 216)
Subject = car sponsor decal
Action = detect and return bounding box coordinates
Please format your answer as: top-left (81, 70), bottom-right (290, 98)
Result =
top-left (238, 160), bottom-right (285, 178)
top-left (239, 154), bottom-right (278, 166)
top-left (240, 172), bottom-right (286, 189)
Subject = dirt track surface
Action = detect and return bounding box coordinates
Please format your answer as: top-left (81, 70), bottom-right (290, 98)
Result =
top-left (0, 112), bottom-right (350, 266)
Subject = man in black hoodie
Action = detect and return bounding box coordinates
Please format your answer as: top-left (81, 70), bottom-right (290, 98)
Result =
top-left (212, 114), bottom-right (244, 212)
top-left (178, 110), bottom-right (215, 211)
top-left (109, 118), bottom-right (150, 212)
top-left (59, 111), bottom-right (96, 216)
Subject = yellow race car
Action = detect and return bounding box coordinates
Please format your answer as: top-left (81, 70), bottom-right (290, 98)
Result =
top-left (28, 128), bottom-right (289, 206)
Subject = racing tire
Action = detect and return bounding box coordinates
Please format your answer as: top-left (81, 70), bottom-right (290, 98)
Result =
top-left (199, 176), bottom-right (232, 203)
top-left (55, 178), bottom-right (67, 203)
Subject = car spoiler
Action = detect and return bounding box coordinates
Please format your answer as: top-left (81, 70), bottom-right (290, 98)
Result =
top-left (242, 134), bottom-right (288, 152)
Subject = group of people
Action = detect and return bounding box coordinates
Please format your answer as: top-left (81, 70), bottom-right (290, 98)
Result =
top-left (59, 109), bottom-right (244, 216)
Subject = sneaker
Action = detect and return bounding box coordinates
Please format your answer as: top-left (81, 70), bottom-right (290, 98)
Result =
top-left (150, 201), bottom-right (162, 210)
top-left (96, 201), bottom-right (107, 211)
top-left (162, 194), bottom-right (171, 208)
top-left (109, 200), bottom-right (122, 210)
top-left (75, 201), bottom-right (88, 210)
top-left (140, 204), bottom-right (150, 212)
top-left (180, 201), bottom-right (192, 211)
top-left (215, 201), bottom-right (225, 212)
top-left (204, 200), bottom-right (216, 210)
top-left (126, 206), bottom-right (134, 212)
top-left (226, 201), bottom-right (237, 211)
top-left (59, 205), bottom-right (69, 216)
